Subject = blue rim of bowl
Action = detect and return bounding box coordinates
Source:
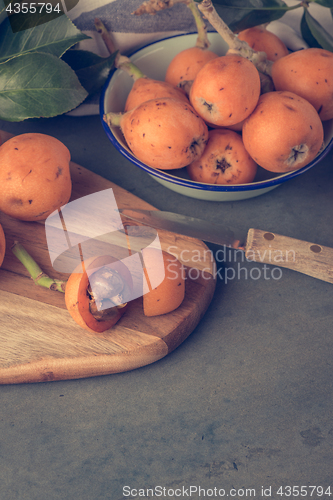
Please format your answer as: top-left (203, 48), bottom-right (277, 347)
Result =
top-left (100, 32), bottom-right (333, 193)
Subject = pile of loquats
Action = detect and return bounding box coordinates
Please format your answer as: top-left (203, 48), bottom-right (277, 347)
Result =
top-left (0, 133), bottom-right (185, 333)
top-left (104, 6), bottom-right (332, 186)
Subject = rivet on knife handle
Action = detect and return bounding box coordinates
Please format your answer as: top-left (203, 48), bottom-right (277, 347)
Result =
top-left (245, 229), bottom-right (333, 284)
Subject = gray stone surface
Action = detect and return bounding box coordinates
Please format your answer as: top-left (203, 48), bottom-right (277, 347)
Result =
top-left (0, 114), bottom-right (332, 500)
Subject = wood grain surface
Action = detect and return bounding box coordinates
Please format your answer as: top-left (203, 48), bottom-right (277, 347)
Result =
top-left (0, 131), bottom-right (216, 384)
top-left (245, 228), bottom-right (333, 283)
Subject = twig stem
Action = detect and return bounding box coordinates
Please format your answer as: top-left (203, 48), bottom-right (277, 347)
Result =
top-left (197, 0), bottom-right (273, 76)
top-left (11, 241), bottom-right (66, 293)
top-left (94, 17), bottom-right (117, 55)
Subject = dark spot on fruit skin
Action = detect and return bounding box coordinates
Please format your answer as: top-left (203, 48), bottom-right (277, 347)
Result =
top-left (55, 167), bottom-right (63, 179)
top-left (34, 210), bottom-right (51, 218)
top-left (28, 200), bottom-right (33, 204)
top-left (284, 105), bottom-right (296, 112)
top-left (21, 169), bottom-right (33, 183)
top-left (14, 147), bottom-right (18, 150)
top-left (10, 198), bottom-right (23, 206)
top-left (41, 371), bottom-right (55, 382)
top-left (225, 143), bottom-right (232, 151)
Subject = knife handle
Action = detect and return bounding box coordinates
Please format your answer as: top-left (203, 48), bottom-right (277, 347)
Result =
top-left (245, 229), bottom-right (333, 284)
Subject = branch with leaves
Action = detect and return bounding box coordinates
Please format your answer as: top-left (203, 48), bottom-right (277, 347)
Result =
top-left (0, 7), bottom-right (117, 122)
top-left (133, 0), bottom-right (333, 52)
top-left (0, 0), bottom-right (331, 122)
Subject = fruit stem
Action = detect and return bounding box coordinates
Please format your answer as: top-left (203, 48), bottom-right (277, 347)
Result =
top-left (94, 17), bottom-right (146, 80)
top-left (132, 0), bottom-right (210, 49)
top-left (103, 111), bottom-right (123, 128)
top-left (197, 0), bottom-right (273, 76)
top-left (187, 0), bottom-right (211, 49)
top-left (116, 55), bottom-right (146, 80)
top-left (11, 241), bottom-right (66, 293)
top-left (94, 18), bottom-right (117, 56)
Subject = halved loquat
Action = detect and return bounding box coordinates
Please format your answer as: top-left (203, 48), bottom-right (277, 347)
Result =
top-left (65, 255), bottom-right (133, 333)
top-left (142, 248), bottom-right (185, 317)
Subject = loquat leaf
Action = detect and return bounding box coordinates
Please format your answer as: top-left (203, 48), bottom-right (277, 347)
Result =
top-left (0, 12), bottom-right (90, 63)
top-left (61, 49), bottom-right (118, 96)
top-left (211, 0), bottom-right (290, 32)
top-left (0, 52), bottom-right (88, 121)
top-left (302, 7), bottom-right (333, 51)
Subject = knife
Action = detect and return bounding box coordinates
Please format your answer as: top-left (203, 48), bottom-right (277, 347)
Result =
top-left (119, 209), bottom-right (333, 284)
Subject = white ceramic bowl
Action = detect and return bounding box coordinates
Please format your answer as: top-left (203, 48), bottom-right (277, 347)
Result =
top-left (100, 32), bottom-right (333, 202)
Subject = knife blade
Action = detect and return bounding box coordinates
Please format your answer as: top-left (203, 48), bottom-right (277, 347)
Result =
top-left (119, 209), bottom-right (333, 284)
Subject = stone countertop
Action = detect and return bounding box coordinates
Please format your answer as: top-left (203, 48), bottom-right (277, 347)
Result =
top-left (0, 114), bottom-right (332, 500)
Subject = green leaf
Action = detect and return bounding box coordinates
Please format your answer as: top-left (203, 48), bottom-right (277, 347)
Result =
top-left (0, 13), bottom-right (90, 64)
top-left (301, 9), bottom-right (322, 47)
top-left (0, 52), bottom-right (88, 121)
top-left (302, 7), bottom-right (333, 50)
top-left (211, 0), bottom-right (294, 32)
top-left (61, 49), bottom-right (118, 95)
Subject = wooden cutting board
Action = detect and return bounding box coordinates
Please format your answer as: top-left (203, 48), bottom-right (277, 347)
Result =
top-left (0, 131), bottom-right (216, 384)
